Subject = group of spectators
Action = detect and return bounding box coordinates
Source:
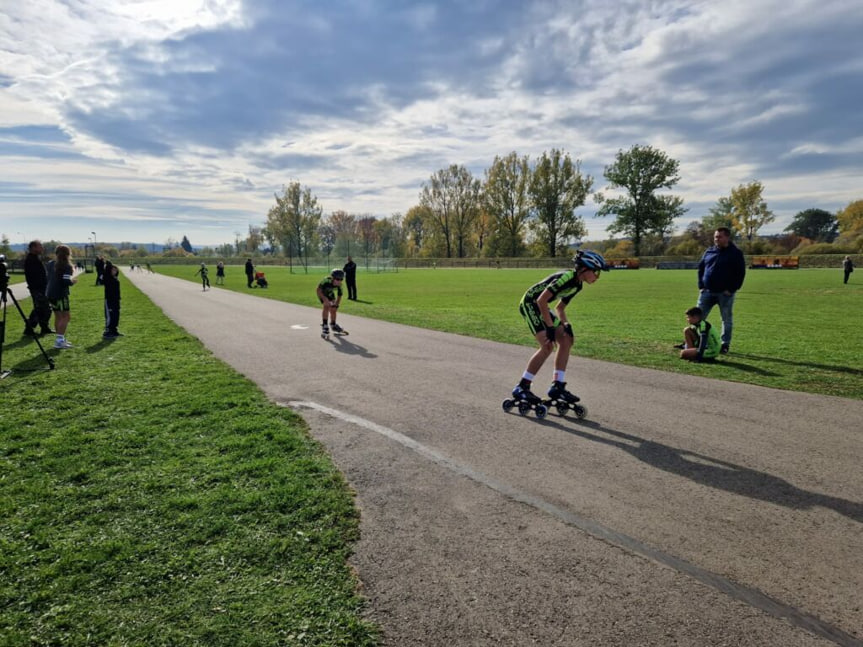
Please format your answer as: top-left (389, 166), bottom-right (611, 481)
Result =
top-left (22, 240), bottom-right (122, 350)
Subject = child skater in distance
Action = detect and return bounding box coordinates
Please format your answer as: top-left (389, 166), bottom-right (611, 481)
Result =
top-left (194, 263), bottom-right (211, 291)
top-left (676, 306), bottom-right (720, 362)
top-left (512, 250), bottom-right (608, 406)
top-left (102, 261), bottom-right (123, 339)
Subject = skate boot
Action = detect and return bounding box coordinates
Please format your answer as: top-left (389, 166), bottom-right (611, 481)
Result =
top-left (321, 323), bottom-right (330, 340)
top-left (544, 381), bottom-right (587, 419)
top-left (330, 322), bottom-right (348, 336)
top-left (502, 384), bottom-right (547, 418)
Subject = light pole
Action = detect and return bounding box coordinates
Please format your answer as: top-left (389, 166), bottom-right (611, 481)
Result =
top-left (91, 232), bottom-right (97, 254)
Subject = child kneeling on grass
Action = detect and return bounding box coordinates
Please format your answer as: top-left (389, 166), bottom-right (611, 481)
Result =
top-left (676, 306), bottom-right (720, 362)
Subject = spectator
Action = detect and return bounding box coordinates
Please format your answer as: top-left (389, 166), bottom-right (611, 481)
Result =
top-left (843, 256), bottom-right (854, 284)
top-left (343, 255), bottom-right (358, 300)
top-left (46, 244), bottom-right (77, 349)
top-left (23, 239), bottom-right (53, 337)
top-left (245, 258), bottom-right (254, 288)
top-left (216, 261), bottom-right (225, 285)
top-left (697, 227), bottom-right (746, 354)
top-left (102, 261), bottom-right (123, 339)
top-left (94, 255), bottom-right (105, 286)
top-left (675, 306), bottom-right (720, 363)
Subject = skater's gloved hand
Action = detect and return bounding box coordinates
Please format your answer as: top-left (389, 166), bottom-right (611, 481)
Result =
top-left (563, 323), bottom-right (573, 338)
top-left (544, 325), bottom-right (556, 343)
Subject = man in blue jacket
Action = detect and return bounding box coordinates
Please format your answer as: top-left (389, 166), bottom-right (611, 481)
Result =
top-left (697, 227), bottom-right (746, 354)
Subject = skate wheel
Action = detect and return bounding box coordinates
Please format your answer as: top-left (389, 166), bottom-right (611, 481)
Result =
top-left (535, 404), bottom-right (548, 419)
top-left (502, 399), bottom-right (515, 412)
top-left (556, 403), bottom-right (570, 416)
top-left (574, 404), bottom-right (588, 419)
top-left (517, 402), bottom-right (530, 416)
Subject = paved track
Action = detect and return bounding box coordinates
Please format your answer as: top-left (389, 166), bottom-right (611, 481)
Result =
top-left (126, 271), bottom-right (863, 647)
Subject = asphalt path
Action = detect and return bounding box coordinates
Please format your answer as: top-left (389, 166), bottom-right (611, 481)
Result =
top-left (125, 270), bottom-right (863, 647)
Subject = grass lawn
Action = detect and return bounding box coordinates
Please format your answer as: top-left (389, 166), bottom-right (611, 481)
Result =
top-left (0, 277), bottom-right (378, 646)
top-left (158, 264), bottom-right (863, 400)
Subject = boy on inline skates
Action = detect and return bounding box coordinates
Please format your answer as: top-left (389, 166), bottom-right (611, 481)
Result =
top-left (512, 250), bottom-right (608, 408)
top-left (316, 269), bottom-right (348, 338)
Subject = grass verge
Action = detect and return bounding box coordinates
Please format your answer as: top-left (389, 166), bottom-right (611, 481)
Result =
top-left (157, 265), bottom-right (863, 399)
top-left (0, 277), bottom-right (378, 646)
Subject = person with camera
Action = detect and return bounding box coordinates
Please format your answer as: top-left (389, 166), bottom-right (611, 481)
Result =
top-left (23, 240), bottom-right (54, 337)
top-left (46, 244), bottom-right (78, 349)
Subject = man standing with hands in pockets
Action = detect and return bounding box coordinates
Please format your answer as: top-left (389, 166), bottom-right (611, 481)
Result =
top-left (697, 227), bottom-right (746, 355)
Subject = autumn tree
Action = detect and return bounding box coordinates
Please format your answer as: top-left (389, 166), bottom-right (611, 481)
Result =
top-left (528, 149), bottom-right (591, 258)
top-left (329, 210), bottom-right (357, 257)
top-left (837, 200), bottom-right (863, 235)
top-left (483, 152), bottom-right (532, 257)
top-left (727, 181), bottom-right (774, 244)
top-left (595, 144), bottom-right (685, 256)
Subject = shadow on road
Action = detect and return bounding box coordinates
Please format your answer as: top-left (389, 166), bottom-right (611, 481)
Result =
top-left (733, 353), bottom-right (863, 376)
top-left (536, 415), bottom-right (863, 524)
top-left (326, 336), bottom-right (377, 358)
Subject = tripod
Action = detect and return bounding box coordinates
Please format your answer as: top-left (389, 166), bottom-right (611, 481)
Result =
top-left (0, 285), bottom-right (55, 379)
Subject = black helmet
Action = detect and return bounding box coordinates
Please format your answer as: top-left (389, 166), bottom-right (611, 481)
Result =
top-left (331, 269), bottom-right (345, 280)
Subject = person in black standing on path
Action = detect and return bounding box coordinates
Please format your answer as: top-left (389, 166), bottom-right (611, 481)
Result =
top-left (245, 258), bottom-right (254, 288)
top-left (343, 255), bottom-right (357, 301)
top-left (23, 239), bottom-right (53, 337)
top-left (843, 256), bottom-right (854, 284)
top-left (94, 255), bottom-right (105, 286)
top-left (102, 261), bottom-right (122, 339)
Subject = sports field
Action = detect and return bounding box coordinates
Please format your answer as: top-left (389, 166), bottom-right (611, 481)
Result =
top-left (159, 265), bottom-right (863, 399)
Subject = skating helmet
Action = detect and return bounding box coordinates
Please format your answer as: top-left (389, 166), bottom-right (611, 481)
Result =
top-left (574, 250), bottom-right (608, 273)
top-left (200, 262), bottom-right (206, 267)
top-left (331, 269), bottom-right (345, 280)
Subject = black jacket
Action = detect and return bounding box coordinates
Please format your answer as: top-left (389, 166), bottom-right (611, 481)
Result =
top-left (698, 243), bottom-right (746, 293)
top-left (24, 253), bottom-right (47, 292)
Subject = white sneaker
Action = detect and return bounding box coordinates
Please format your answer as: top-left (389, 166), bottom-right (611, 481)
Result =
top-left (54, 339), bottom-right (74, 349)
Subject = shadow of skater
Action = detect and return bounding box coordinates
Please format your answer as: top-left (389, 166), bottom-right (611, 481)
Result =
top-left (715, 360), bottom-right (778, 376)
top-left (539, 417), bottom-right (863, 524)
top-left (329, 336), bottom-right (377, 358)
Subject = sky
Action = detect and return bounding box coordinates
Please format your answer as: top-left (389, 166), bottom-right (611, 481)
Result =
top-left (1, 0), bottom-right (862, 248)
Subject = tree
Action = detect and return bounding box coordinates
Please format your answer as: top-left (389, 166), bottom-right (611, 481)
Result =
top-left (783, 208), bottom-right (838, 242)
top-left (356, 215), bottom-right (378, 264)
top-left (483, 152), bottom-right (532, 257)
top-left (595, 145), bottom-right (686, 256)
top-left (529, 149), bottom-right (591, 257)
top-left (329, 210), bottom-right (357, 257)
top-left (420, 164), bottom-right (481, 258)
top-left (180, 235), bottom-right (193, 254)
top-left (266, 181), bottom-right (323, 273)
top-left (726, 181), bottom-right (774, 244)
top-left (403, 205), bottom-right (432, 257)
top-left (837, 200), bottom-right (863, 235)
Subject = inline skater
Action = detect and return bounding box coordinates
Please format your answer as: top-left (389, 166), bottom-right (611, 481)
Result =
top-left (510, 250), bottom-right (608, 411)
top-left (316, 269), bottom-right (348, 338)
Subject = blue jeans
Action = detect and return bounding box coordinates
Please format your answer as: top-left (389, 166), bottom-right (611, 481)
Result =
top-left (697, 290), bottom-right (735, 347)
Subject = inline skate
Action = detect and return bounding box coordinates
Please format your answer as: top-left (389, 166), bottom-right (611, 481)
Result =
top-left (502, 384), bottom-right (548, 418)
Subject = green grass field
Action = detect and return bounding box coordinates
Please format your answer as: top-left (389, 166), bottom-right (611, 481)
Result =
top-left (162, 264), bottom-right (863, 399)
top-left (0, 279), bottom-right (378, 646)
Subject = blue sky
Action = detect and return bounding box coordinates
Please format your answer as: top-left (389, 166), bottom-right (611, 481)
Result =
top-left (1, 0), bottom-right (861, 247)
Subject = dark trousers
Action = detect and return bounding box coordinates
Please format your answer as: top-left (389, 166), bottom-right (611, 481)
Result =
top-left (105, 300), bottom-right (120, 333)
top-left (246, 273), bottom-right (254, 287)
top-left (27, 291), bottom-right (52, 331)
top-left (844, 270), bottom-right (852, 284)
top-left (346, 276), bottom-right (357, 300)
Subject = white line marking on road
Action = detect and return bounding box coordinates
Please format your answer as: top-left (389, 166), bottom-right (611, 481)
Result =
top-left (287, 400), bottom-right (862, 647)
top-left (290, 324), bottom-right (309, 330)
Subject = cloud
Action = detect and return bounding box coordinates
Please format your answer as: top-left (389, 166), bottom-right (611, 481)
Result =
top-left (1, 0), bottom-right (861, 244)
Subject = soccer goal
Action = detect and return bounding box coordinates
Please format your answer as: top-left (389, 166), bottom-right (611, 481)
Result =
top-left (374, 258), bottom-right (400, 273)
